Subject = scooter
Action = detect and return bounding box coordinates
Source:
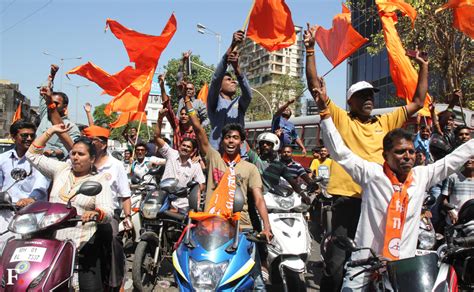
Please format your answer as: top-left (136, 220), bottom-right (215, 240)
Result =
top-left (173, 187), bottom-right (264, 291)
top-left (132, 178), bottom-right (197, 291)
top-left (417, 195), bottom-right (438, 254)
top-left (264, 184), bottom-right (311, 292)
top-left (0, 180), bottom-right (103, 291)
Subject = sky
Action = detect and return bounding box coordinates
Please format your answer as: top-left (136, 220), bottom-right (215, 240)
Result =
top-left (1, 0), bottom-right (349, 124)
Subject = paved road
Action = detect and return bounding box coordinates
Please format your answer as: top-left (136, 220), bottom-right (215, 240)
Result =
top-left (123, 236), bottom-right (323, 291)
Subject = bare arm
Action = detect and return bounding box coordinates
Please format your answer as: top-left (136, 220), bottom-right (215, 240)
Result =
top-left (274, 98), bottom-right (295, 117)
top-left (185, 97), bottom-right (210, 156)
top-left (430, 101), bottom-right (443, 134)
top-left (295, 138), bottom-right (307, 156)
top-left (406, 50), bottom-right (429, 116)
top-left (40, 86), bottom-right (74, 151)
top-left (304, 23), bottom-right (327, 103)
top-left (84, 103), bottom-right (94, 126)
top-left (154, 108), bottom-right (168, 149)
top-left (251, 187), bottom-right (273, 241)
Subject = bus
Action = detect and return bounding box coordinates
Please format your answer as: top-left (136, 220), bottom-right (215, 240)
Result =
top-left (245, 104), bottom-right (473, 166)
top-left (0, 138), bottom-right (14, 155)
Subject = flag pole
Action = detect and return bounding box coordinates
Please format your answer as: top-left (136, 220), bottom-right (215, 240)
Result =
top-left (322, 66), bottom-right (337, 77)
top-left (242, 0), bottom-right (256, 32)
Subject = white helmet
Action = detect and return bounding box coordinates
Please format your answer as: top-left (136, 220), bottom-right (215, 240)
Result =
top-left (257, 132), bottom-right (280, 151)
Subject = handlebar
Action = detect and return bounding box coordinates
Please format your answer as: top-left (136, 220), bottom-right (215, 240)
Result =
top-left (453, 236), bottom-right (474, 247)
top-left (347, 258), bottom-right (375, 268)
top-left (162, 210), bottom-right (185, 221)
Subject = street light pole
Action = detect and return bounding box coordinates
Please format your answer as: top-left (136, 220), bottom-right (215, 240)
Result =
top-left (43, 52), bottom-right (82, 90)
top-left (197, 23), bottom-right (222, 63)
top-left (65, 83), bottom-right (89, 123)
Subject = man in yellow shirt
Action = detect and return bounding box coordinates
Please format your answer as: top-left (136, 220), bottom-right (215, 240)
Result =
top-left (305, 24), bottom-right (429, 291)
top-left (310, 146), bottom-right (332, 179)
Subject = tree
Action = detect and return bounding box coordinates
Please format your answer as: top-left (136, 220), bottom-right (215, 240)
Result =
top-left (349, 0), bottom-right (473, 109)
top-left (163, 54), bottom-right (215, 110)
top-left (246, 74), bottom-right (306, 121)
top-left (92, 103), bottom-right (153, 142)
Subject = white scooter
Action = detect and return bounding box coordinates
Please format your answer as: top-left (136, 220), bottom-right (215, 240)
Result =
top-left (264, 183), bottom-right (311, 292)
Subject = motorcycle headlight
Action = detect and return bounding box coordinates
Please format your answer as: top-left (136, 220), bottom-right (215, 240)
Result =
top-left (38, 212), bottom-right (69, 229)
top-left (189, 259), bottom-right (228, 290)
top-left (274, 195), bottom-right (294, 210)
top-left (418, 229), bottom-right (436, 250)
top-left (141, 194), bottom-right (161, 219)
top-left (8, 212), bottom-right (46, 234)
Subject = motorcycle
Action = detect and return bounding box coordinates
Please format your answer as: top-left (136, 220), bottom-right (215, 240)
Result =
top-left (132, 178), bottom-right (198, 291)
top-left (0, 179), bottom-right (102, 291)
top-left (433, 198), bottom-right (474, 292)
top-left (264, 184), bottom-right (311, 292)
top-left (173, 187), bottom-right (265, 291)
top-left (333, 235), bottom-right (440, 292)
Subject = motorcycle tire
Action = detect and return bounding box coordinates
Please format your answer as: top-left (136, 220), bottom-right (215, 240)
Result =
top-left (283, 268), bottom-right (306, 292)
top-left (132, 241), bottom-right (158, 291)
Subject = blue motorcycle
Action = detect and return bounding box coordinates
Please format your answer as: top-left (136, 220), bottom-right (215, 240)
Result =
top-left (173, 189), bottom-right (263, 291)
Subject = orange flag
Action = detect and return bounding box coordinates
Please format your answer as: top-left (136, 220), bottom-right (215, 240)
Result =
top-left (109, 111), bottom-right (147, 128)
top-left (12, 101), bottom-right (22, 123)
top-left (436, 0), bottom-right (474, 39)
top-left (67, 14), bottom-right (177, 116)
top-left (315, 4), bottom-right (368, 68)
top-left (246, 0), bottom-right (296, 51)
top-left (197, 83), bottom-right (209, 104)
top-left (377, 1), bottom-right (431, 116)
top-left (376, 0), bottom-right (417, 26)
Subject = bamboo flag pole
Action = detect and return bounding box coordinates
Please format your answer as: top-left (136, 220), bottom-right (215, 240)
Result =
top-left (242, 0), bottom-right (256, 32)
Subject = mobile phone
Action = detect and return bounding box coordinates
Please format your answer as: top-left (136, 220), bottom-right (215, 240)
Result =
top-left (406, 49), bottom-right (428, 61)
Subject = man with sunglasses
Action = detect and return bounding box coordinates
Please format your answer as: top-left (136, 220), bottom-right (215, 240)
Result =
top-left (0, 120), bottom-right (50, 249)
top-left (130, 142), bottom-right (166, 185)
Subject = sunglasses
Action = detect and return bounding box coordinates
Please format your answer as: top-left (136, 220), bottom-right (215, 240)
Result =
top-left (135, 148), bottom-right (146, 152)
top-left (19, 133), bottom-right (36, 139)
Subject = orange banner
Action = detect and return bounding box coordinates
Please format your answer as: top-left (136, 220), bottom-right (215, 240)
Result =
top-left (246, 0), bottom-right (296, 51)
top-left (436, 0), bottom-right (473, 39)
top-left (12, 101), bottom-right (22, 123)
top-left (315, 4), bottom-right (368, 68)
top-left (197, 83), bottom-right (209, 104)
top-left (109, 111), bottom-right (147, 128)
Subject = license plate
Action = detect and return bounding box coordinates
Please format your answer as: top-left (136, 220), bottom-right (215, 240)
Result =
top-left (273, 213), bottom-right (302, 219)
top-left (10, 246), bottom-right (47, 263)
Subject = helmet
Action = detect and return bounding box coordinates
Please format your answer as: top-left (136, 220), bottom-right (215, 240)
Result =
top-left (256, 132), bottom-right (280, 151)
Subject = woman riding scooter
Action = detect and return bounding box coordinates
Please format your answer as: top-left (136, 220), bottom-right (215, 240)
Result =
top-left (25, 124), bottom-right (114, 291)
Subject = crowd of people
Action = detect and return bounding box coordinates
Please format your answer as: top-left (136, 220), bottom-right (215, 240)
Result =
top-left (0, 24), bottom-right (472, 292)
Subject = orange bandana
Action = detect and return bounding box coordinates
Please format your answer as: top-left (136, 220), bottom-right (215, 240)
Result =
top-left (84, 125), bottom-right (110, 138)
top-left (205, 153), bottom-right (241, 219)
top-left (382, 162), bottom-right (413, 260)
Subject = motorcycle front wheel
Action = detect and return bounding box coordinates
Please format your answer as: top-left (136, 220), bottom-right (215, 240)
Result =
top-left (132, 241), bottom-right (158, 291)
top-left (283, 267), bottom-right (306, 292)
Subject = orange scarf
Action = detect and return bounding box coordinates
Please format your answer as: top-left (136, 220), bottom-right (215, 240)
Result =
top-left (382, 162), bottom-right (413, 260)
top-left (205, 153), bottom-right (241, 219)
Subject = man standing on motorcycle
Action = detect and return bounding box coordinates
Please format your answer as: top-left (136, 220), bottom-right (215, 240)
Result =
top-left (154, 108), bottom-right (206, 213)
top-left (0, 120), bottom-right (50, 249)
top-left (83, 125), bottom-right (132, 291)
top-left (312, 81), bottom-right (474, 291)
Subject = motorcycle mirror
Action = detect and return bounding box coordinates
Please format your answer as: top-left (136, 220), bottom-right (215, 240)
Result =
top-left (233, 188), bottom-right (245, 213)
top-left (147, 167), bottom-right (161, 176)
top-left (457, 199), bottom-right (474, 225)
top-left (332, 235), bottom-right (359, 252)
top-left (131, 176), bottom-right (141, 185)
top-left (423, 195), bottom-right (436, 207)
top-left (0, 192), bottom-right (13, 205)
top-left (188, 182), bottom-right (201, 212)
top-left (10, 168), bottom-right (28, 181)
top-left (67, 181), bottom-right (102, 208)
top-left (159, 178), bottom-right (179, 194)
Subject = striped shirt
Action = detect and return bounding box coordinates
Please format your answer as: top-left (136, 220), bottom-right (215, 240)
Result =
top-left (441, 172), bottom-right (474, 211)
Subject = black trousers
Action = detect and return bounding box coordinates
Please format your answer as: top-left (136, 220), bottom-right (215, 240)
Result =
top-left (78, 234), bottom-right (104, 292)
top-left (320, 196), bottom-right (361, 292)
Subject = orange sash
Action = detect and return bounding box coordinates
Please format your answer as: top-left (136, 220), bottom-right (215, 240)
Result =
top-left (382, 162), bottom-right (413, 260)
top-left (204, 153), bottom-right (241, 219)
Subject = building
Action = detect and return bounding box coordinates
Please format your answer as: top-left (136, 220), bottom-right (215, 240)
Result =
top-left (347, 0), bottom-right (403, 109)
top-left (239, 26), bottom-right (305, 120)
top-left (0, 80), bottom-right (32, 137)
top-left (146, 81), bottom-right (173, 141)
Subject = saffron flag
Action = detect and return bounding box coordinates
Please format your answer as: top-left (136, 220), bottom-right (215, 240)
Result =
top-left (436, 0), bottom-right (474, 39)
top-left (246, 0), bottom-right (296, 51)
top-left (315, 4), bottom-right (368, 68)
top-left (378, 2), bottom-right (432, 116)
top-left (12, 101), bottom-right (22, 123)
top-left (109, 111), bottom-right (147, 128)
top-left (197, 83), bottom-right (209, 104)
top-left (376, 0), bottom-right (417, 25)
top-left (67, 14), bottom-right (177, 117)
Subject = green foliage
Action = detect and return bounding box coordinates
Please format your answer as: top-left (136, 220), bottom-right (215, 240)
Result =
top-left (349, 0), bottom-right (473, 109)
top-left (247, 74), bottom-right (306, 121)
top-left (163, 55), bottom-right (215, 110)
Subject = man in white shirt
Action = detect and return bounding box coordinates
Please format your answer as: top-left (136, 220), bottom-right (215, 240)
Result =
top-left (155, 109), bottom-right (205, 213)
top-left (0, 120), bottom-right (50, 251)
top-left (83, 125), bottom-right (132, 290)
top-left (131, 142), bottom-right (166, 184)
top-left (316, 106), bottom-right (474, 291)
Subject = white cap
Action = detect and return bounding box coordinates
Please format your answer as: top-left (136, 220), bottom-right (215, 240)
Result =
top-left (346, 81), bottom-right (379, 101)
